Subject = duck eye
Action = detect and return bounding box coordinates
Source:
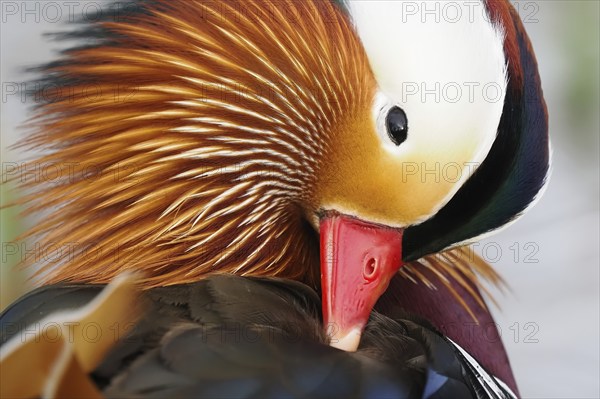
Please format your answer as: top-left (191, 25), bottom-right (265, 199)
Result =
top-left (385, 106), bottom-right (408, 146)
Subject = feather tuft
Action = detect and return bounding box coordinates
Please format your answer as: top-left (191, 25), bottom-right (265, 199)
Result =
top-left (401, 246), bottom-right (506, 321)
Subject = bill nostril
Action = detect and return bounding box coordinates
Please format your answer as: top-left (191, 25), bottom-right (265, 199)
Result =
top-left (364, 257), bottom-right (377, 280)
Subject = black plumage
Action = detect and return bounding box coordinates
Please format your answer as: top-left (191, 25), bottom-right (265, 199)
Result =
top-left (1, 275), bottom-right (515, 398)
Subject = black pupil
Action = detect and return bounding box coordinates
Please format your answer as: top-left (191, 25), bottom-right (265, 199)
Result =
top-left (386, 106), bottom-right (408, 146)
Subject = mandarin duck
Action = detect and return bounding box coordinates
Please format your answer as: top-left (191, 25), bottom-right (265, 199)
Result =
top-left (0, 0), bottom-right (549, 398)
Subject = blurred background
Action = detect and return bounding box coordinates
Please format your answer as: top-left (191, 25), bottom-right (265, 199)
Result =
top-left (1, 1), bottom-right (598, 397)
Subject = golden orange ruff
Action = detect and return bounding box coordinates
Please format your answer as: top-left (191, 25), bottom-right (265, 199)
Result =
top-left (14, 0), bottom-right (374, 288)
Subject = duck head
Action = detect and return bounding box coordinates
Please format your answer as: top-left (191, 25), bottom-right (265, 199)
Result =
top-left (16, 0), bottom-right (549, 353)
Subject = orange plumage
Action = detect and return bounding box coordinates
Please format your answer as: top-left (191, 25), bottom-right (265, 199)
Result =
top-left (13, 0), bottom-right (374, 288)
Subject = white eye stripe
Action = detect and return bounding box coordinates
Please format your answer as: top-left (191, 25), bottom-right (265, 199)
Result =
top-left (352, 1), bottom-right (507, 224)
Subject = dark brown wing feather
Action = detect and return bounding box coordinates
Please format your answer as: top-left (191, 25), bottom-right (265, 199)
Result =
top-left (2, 275), bottom-right (515, 399)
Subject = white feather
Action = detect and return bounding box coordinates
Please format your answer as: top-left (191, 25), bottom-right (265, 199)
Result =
top-left (348, 0), bottom-right (508, 220)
